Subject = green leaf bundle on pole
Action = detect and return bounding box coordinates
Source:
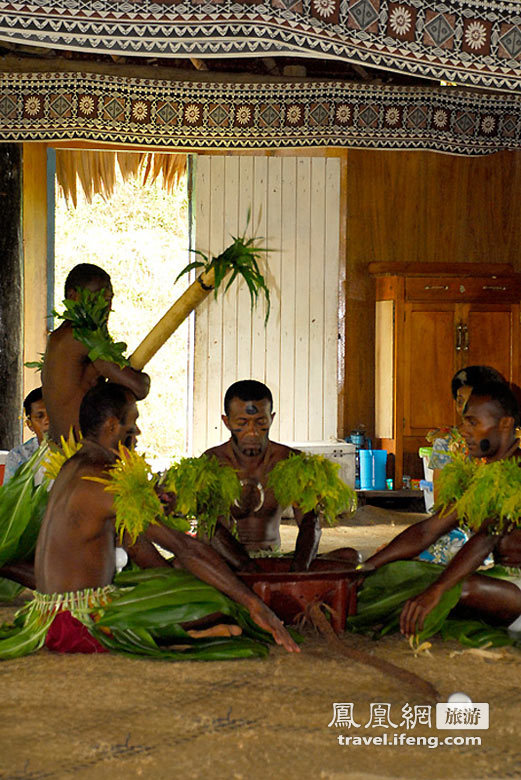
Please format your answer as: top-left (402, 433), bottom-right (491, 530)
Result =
top-left (130, 218), bottom-right (270, 371)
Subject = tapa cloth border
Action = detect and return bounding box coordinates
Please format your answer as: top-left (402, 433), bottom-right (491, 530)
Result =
top-left (1, 70), bottom-right (520, 154)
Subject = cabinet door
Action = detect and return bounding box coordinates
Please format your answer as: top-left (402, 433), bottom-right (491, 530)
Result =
top-left (463, 306), bottom-right (517, 383)
top-left (403, 304), bottom-right (458, 435)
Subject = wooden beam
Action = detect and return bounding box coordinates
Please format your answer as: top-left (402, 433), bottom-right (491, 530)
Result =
top-left (23, 143), bottom-right (48, 399)
top-left (189, 58), bottom-right (209, 71)
top-left (0, 53), bottom-right (362, 88)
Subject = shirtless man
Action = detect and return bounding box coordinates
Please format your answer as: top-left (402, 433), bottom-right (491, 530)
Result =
top-left (34, 382), bottom-right (299, 653)
top-left (42, 263), bottom-right (150, 443)
top-left (358, 381), bottom-right (521, 638)
top-left (204, 380), bottom-right (356, 571)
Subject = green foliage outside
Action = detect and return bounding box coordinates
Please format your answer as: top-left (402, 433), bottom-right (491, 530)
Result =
top-left (55, 170), bottom-right (190, 466)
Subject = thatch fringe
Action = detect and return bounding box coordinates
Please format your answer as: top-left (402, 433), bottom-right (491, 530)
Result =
top-left (56, 151), bottom-right (187, 206)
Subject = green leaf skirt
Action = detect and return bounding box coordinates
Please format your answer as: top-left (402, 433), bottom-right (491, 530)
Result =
top-left (0, 567), bottom-right (277, 661)
top-left (346, 560), bottom-right (519, 648)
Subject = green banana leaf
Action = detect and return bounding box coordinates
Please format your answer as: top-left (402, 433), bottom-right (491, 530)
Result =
top-left (440, 618), bottom-right (515, 648)
top-left (0, 567), bottom-right (294, 662)
top-left (0, 578), bottom-right (24, 602)
top-left (348, 560), bottom-right (463, 643)
top-left (0, 445), bottom-right (50, 568)
top-left (347, 559), bottom-right (521, 648)
top-left (91, 623), bottom-right (270, 660)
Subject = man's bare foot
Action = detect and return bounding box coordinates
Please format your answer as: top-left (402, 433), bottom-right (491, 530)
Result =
top-left (186, 624), bottom-right (243, 638)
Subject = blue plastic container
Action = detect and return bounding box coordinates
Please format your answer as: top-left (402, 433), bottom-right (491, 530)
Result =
top-left (359, 449), bottom-right (387, 490)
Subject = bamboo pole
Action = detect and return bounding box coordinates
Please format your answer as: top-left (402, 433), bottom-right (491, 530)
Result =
top-left (129, 266), bottom-right (226, 370)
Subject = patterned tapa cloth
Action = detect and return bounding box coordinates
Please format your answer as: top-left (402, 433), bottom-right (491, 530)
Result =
top-left (0, 1), bottom-right (520, 93)
top-left (1, 71), bottom-right (521, 155)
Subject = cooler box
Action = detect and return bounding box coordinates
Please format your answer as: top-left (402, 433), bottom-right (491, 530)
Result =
top-left (418, 446), bottom-right (434, 512)
top-left (287, 441), bottom-right (356, 487)
top-left (0, 450), bottom-right (8, 485)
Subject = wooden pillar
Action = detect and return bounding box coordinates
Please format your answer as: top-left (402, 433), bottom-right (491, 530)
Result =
top-left (0, 143), bottom-right (23, 449)
top-left (22, 143), bottom-right (48, 398)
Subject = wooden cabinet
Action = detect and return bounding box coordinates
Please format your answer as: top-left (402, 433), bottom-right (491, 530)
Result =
top-left (371, 263), bottom-right (521, 487)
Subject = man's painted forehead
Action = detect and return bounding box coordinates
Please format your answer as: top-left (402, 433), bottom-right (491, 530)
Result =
top-left (229, 397), bottom-right (271, 415)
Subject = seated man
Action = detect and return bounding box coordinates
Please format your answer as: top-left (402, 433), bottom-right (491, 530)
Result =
top-left (204, 379), bottom-right (357, 571)
top-left (353, 381), bottom-right (521, 640)
top-left (42, 263), bottom-right (150, 444)
top-left (4, 388), bottom-right (49, 484)
top-left (13, 382), bottom-right (298, 658)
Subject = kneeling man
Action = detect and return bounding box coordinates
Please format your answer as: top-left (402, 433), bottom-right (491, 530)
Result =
top-left (354, 381), bottom-right (521, 640)
top-left (204, 380), bottom-right (357, 571)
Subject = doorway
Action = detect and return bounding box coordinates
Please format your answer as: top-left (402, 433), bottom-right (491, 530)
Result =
top-left (53, 150), bottom-right (192, 468)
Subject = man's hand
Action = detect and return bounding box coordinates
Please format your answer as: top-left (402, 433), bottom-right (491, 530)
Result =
top-left (399, 585), bottom-right (442, 637)
top-left (247, 600), bottom-right (300, 653)
top-left (355, 561), bottom-right (376, 574)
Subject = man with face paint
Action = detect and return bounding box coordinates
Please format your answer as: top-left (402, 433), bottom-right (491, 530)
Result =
top-left (42, 263), bottom-right (150, 444)
top-left (203, 380), bottom-right (358, 571)
top-left (32, 382), bottom-right (299, 654)
top-left (356, 380), bottom-right (521, 638)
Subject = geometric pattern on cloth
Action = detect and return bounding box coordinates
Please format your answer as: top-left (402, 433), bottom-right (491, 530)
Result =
top-left (1, 71), bottom-right (521, 154)
top-left (0, 1), bottom-right (520, 93)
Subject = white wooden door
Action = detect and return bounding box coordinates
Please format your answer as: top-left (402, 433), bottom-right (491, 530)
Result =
top-left (192, 155), bottom-right (340, 454)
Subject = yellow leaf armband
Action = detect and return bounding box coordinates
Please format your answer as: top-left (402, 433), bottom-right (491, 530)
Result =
top-left (85, 444), bottom-right (163, 544)
top-left (43, 428), bottom-right (83, 481)
top-left (161, 455), bottom-right (241, 539)
top-left (267, 452), bottom-right (357, 526)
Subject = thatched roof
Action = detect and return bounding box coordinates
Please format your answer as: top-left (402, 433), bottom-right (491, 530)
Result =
top-left (56, 151), bottom-right (187, 205)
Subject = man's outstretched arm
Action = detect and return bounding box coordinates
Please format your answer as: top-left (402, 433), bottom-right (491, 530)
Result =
top-left (399, 526), bottom-right (497, 637)
top-left (361, 507), bottom-right (458, 571)
top-left (144, 522), bottom-right (300, 652)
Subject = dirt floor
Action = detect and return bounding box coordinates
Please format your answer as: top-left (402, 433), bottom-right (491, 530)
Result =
top-left (1, 506), bottom-right (520, 780)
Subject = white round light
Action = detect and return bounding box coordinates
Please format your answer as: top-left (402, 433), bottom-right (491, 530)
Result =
top-left (447, 692), bottom-right (472, 703)
top-left (115, 546), bottom-right (128, 572)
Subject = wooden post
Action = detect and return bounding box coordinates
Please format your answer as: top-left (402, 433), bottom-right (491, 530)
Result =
top-left (0, 144), bottom-right (23, 449)
top-left (22, 143), bottom-right (49, 398)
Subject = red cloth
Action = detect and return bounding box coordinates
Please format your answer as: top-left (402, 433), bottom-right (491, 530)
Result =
top-left (45, 610), bottom-right (109, 654)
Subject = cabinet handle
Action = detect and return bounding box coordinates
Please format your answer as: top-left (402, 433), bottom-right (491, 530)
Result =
top-left (424, 285), bottom-right (449, 291)
top-left (455, 323), bottom-right (463, 351)
top-left (482, 285), bottom-right (507, 291)
top-left (462, 324), bottom-right (469, 351)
